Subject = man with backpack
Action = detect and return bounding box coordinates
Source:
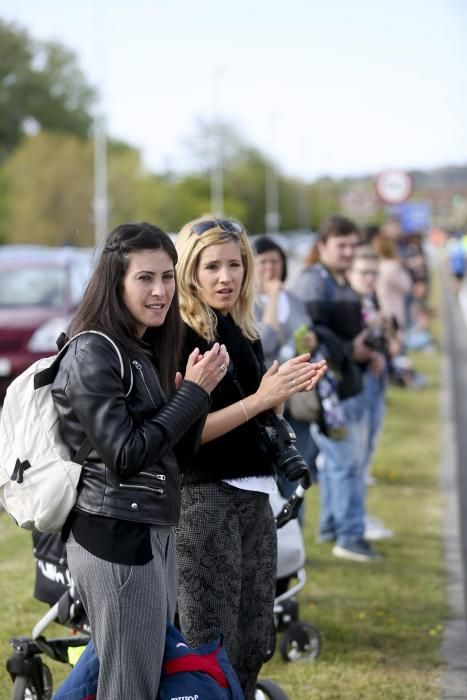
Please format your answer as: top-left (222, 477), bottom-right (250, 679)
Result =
top-left (293, 216), bottom-right (384, 562)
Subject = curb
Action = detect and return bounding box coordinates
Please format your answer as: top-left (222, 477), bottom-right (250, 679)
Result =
top-left (440, 314), bottom-right (467, 697)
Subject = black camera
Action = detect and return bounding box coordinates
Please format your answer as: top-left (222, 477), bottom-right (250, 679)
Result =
top-left (259, 414), bottom-right (309, 482)
top-left (364, 327), bottom-right (387, 353)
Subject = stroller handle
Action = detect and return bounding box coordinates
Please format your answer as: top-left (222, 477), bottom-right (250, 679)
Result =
top-left (32, 600), bottom-right (60, 640)
top-left (32, 584), bottom-right (83, 640)
top-left (275, 472), bottom-right (312, 529)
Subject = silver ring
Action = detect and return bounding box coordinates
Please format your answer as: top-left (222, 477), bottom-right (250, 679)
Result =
top-left (219, 363), bottom-right (227, 372)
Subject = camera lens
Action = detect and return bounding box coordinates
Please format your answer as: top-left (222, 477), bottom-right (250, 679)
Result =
top-left (271, 416), bottom-right (309, 482)
top-left (277, 447), bottom-right (309, 481)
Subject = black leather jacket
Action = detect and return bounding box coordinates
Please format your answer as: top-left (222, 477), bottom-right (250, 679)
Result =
top-left (51, 333), bottom-right (210, 526)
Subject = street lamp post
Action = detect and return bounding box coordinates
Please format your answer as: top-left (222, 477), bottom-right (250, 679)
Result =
top-left (93, 114), bottom-right (108, 246)
top-left (265, 161), bottom-right (280, 233)
top-left (210, 67), bottom-right (225, 217)
top-left (92, 0), bottom-right (108, 246)
top-left (210, 125), bottom-right (224, 218)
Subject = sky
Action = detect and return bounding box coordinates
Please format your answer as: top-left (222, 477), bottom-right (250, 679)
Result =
top-left (2, 0), bottom-right (467, 181)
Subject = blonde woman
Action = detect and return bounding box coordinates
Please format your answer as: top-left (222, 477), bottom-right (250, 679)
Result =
top-left (175, 217), bottom-right (326, 699)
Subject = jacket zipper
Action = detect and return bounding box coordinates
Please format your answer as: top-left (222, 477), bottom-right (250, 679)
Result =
top-left (119, 483), bottom-right (164, 495)
top-left (139, 471), bottom-right (166, 481)
top-left (132, 360), bottom-right (157, 408)
top-left (128, 362), bottom-right (165, 496)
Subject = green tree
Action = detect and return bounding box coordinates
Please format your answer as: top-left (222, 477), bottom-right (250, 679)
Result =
top-left (184, 120), bottom-right (267, 232)
top-left (224, 148), bottom-right (269, 233)
top-left (3, 133), bottom-right (156, 245)
top-left (0, 20), bottom-right (96, 161)
top-left (0, 168), bottom-right (9, 244)
top-left (307, 177), bottom-right (341, 230)
top-left (278, 176), bottom-right (310, 232)
top-left (4, 132), bottom-right (95, 245)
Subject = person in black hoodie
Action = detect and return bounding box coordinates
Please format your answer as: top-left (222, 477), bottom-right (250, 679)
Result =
top-left (174, 216), bottom-right (326, 700)
top-left (52, 222), bottom-right (228, 700)
top-left (293, 215), bottom-right (383, 563)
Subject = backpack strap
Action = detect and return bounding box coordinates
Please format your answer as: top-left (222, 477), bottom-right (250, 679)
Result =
top-left (316, 263), bottom-right (337, 327)
top-left (34, 330), bottom-right (133, 397)
top-left (73, 438), bottom-right (93, 464)
top-left (34, 331), bottom-right (133, 466)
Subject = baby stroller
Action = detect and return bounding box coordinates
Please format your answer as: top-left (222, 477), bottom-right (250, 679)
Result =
top-left (6, 531), bottom-right (90, 700)
top-left (6, 479), bottom-right (317, 700)
top-left (270, 474), bottom-right (321, 664)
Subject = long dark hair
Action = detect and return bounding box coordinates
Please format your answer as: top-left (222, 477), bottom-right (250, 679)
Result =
top-left (69, 222), bottom-right (181, 394)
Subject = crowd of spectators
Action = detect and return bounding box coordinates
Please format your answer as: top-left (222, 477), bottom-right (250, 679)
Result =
top-left (253, 214), bottom-right (435, 562)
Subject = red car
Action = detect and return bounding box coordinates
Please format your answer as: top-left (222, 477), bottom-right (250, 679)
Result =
top-left (0, 246), bottom-right (95, 403)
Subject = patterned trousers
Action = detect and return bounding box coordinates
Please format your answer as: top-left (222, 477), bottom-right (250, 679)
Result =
top-left (176, 481), bottom-right (277, 700)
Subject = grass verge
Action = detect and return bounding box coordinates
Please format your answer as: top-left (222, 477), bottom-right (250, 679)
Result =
top-left (260, 349), bottom-right (445, 698)
top-left (0, 349), bottom-right (444, 699)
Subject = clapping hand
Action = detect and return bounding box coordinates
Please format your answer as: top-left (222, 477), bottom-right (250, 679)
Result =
top-left (255, 354), bottom-right (327, 411)
top-left (182, 343), bottom-right (230, 395)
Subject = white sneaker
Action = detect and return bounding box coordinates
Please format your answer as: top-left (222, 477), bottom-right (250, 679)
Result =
top-left (332, 540), bottom-right (382, 562)
top-left (364, 515), bottom-right (394, 541)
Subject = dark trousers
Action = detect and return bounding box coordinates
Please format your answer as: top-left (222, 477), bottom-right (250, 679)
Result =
top-left (176, 481), bottom-right (277, 700)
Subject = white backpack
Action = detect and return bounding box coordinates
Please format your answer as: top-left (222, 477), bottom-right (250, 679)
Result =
top-left (0, 331), bottom-right (132, 533)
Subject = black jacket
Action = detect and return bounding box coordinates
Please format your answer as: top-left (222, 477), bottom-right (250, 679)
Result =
top-left (179, 315), bottom-right (275, 484)
top-left (52, 333), bottom-right (210, 526)
top-left (293, 264), bottom-right (364, 399)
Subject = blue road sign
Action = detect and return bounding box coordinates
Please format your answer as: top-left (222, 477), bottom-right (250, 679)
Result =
top-left (387, 201), bottom-right (432, 233)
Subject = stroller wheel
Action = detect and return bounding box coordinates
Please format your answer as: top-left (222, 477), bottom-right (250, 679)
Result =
top-left (255, 678), bottom-right (290, 700)
top-left (11, 662), bottom-right (53, 700)
top-left (279, 621), bottom-right (321, 662)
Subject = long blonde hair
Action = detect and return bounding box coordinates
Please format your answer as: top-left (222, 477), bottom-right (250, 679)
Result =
top-left (176, 217), bottom-right (259, 343)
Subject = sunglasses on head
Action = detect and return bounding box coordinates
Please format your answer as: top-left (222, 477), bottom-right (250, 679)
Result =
top-left (190, 219), bottom-right (245, 237)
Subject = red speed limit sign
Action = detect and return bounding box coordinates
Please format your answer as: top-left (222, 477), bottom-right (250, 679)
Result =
top-left (375, 170), bottom-right (413, 204)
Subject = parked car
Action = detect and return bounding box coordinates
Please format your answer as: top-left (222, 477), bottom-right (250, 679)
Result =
top-left (0, 246), bottom-right (95, 403)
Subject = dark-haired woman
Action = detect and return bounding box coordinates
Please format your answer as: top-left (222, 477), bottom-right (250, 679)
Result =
top-left (51, 222), bottom-right (228, 700)
top-left (253, 235), bottom-right (320, 501)
top-left (253, 235), bottom-right (317, 368)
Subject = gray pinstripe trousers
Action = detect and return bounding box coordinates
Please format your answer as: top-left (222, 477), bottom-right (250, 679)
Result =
top-left (176, 481), bottom-right (277, 700)
top-left (66, 526), bottom-right (176, 700)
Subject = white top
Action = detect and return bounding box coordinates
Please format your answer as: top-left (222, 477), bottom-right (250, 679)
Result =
top-left (223, 475), bottom-right (278, 495)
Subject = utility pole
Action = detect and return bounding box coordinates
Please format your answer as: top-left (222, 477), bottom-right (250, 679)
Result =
top-left (265, 162), bottom-right (280, 234)
top-left (298, 182), bottom-right (310, 231)
top-left (265, 112), bottom-right (280, 234)
top-left (93, 0), bottom-right (108, 246)
top-left (210, 124), bottom-right (224, 217)
top-left (93, 114), bottom-right (108, 246)
top-left (210, 68), bottom-right (224, 217)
